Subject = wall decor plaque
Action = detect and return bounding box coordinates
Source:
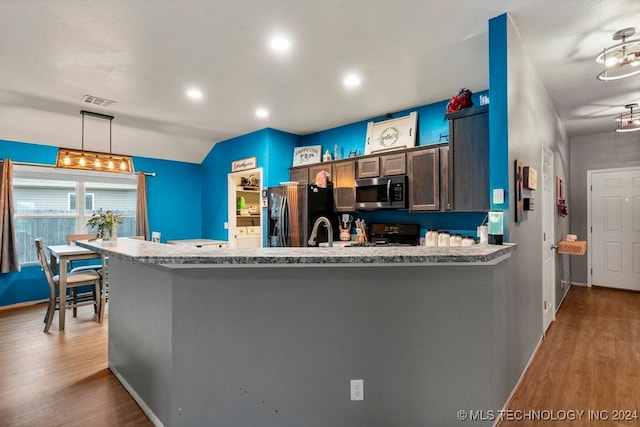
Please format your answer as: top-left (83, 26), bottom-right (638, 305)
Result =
top-left (364, 111), bottom-right (417, 155)
top-left (232, 156), bottom-right (257, 172)
top-left (523, 166), bottom-right (537, 190)
top-left (292, 145), bottom-right (322, 166)
top-left (515, 159), bottom-right (524, 222)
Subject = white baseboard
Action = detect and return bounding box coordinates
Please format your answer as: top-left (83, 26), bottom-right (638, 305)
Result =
top-left (555, 283), bottom-right (572, 313)
top-left (110, 367), bottom-right (165, 427)
top-left (570, 281), bottom-right (588, 287)
top-left (0, 299), bottom-right (47, 311)
top-left (493, 334), bottom-right (545, 427)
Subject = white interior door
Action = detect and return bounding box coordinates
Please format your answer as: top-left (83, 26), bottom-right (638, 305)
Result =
top-left (589, 167), bottom-right (640, 291)
top-left (542, 148), bottom-right (555, 332)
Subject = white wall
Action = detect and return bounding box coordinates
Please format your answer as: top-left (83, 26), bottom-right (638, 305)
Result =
top-left (0, 104), bottom-right (216, 163)
top-left (569, 131), bottom-right (640, 284)
top-left (506, 16), bottom-right (571, 310)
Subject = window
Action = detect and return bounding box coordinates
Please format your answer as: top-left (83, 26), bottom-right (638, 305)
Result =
top-left (13, 165), bottom-right (137, 264)
top-left (68, 193), bottom-right (94, 211)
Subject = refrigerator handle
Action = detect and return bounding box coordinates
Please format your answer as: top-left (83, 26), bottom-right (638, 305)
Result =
top-left (280, 195), bottom-right (289, 247)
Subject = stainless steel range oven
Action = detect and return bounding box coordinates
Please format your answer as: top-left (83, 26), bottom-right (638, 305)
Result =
top-left (348, 223), bottom-right (420, 247)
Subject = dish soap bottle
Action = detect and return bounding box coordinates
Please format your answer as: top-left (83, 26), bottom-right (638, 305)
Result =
top-left (323, 149), bottom-right (332, 162)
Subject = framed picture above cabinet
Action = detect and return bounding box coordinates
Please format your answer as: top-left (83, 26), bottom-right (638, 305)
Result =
top-left (364, 111), bottom-right (417, 155)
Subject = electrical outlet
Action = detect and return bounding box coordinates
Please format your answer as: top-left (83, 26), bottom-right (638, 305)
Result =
top-left (350, 379), bottom-right (364, 401)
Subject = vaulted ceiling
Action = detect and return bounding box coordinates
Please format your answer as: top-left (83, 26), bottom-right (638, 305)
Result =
top-left (1, 0), bottom-right (639, 163)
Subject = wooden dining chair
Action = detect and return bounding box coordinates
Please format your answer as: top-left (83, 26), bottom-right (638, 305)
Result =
top-left (36, 238), bottom-right (102, 332)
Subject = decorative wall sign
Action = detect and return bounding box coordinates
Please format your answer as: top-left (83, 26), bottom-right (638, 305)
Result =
top-left (292, 145), bottom-right (322, 166)
top-left (523, 166), bottom-right (537, 190)
top-left (364, 111), bottom-right (417, 155)
top-left (515, 159), bottom-right (524, 222)
top-left (556, 177), bottom-right (567, 217)
top-left (232, 156), bottom-right (257, 172)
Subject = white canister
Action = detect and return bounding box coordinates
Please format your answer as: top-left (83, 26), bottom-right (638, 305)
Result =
top-left (462, 237), bottom-right (476, 246)
top-left (450, 234), bottom-right (463, 247)
top-left (425, 228), bottom-right (438, 247)
top-left (438, 232), bottom-right (450, 247)
top-left (477, 225), bottom-right (488, 244)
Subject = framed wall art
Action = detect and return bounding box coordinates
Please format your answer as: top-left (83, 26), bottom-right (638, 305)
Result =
top-left (515, 159), bottom-right (524, 222)
top-left (523, 166), bottom-right (537, 190)
top-left (364, 111), bottom-right (417, 155)
top-left (292, 145), bottom-right (322, 166)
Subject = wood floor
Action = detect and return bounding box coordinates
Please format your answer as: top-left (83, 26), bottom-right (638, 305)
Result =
top-left (0, 303), bottom-right (152, 427)
top-left (500, 286), bottom-right (640, 427)
top-left (0, 286), bottom-right (638, 426)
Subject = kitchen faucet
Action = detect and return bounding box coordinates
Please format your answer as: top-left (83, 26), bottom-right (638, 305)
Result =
top-left (308, 216), bottom-right (333, 247)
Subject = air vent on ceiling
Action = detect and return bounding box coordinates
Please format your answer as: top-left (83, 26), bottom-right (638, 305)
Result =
top-left (81, 95), bottom-right (115, 108)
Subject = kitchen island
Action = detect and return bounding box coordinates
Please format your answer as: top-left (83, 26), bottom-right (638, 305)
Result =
top-left (78, 238), bottom-right (515, 427)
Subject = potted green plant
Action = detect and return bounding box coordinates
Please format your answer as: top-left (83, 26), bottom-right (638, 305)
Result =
top-left (87, 208), bottom-right (123, 240)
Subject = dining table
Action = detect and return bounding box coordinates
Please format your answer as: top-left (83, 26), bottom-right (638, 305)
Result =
top-left (47, 244), bottom-right (104, 330)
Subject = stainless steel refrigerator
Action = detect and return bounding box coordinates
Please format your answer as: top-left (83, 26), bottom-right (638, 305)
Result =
top-left (268, 183), bottom-right (335, 247)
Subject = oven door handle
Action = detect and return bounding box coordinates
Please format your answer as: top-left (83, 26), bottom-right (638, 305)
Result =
top-left (386, 179), bottom-right (392, 204)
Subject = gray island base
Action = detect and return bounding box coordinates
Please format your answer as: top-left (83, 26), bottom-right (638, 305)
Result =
top-left (78, 238), bottom-right (515, 427)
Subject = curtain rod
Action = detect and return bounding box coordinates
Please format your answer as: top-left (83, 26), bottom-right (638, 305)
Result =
top-left (6, 160), bottom-right (156, 176)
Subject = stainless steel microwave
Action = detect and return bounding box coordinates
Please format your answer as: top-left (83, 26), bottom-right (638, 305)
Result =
top-left (355, 176), bottom-right (408, 210)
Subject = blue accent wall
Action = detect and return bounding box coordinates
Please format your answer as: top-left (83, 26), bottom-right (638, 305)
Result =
top-left (132, 156), bottom-right (202, 242)
top-left (0, 139), bottom-right (201, 306)
top-left (301, 94), bottom-right (488, 157)
top-left (200, 128), bottom-right (301, 242)
top-left (297, 92), bottom-right (490, 238)
top-left (488, 13), bottom-right (510, 240)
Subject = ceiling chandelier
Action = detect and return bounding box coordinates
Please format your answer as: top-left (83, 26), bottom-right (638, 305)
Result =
top-left (615, 103), bottom-right (640, 133)
top-left (56, 110), bottom-right (133, 173)
top-left (596, 27), bottom-right (640, 81)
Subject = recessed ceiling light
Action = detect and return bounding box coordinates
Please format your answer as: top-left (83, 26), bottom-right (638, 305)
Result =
top-left (186, 87), bottom-right (203, 100)
top-left (256, 108), bottom-right (269, 118)
top-left (270, 35), bottom-right (291, 52)
top-left (343, 72), bottom-right (362, 89)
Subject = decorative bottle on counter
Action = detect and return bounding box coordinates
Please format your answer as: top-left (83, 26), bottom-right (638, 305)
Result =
top-left (425, 228), bottom-right (438, 247)
top-left (438, 232), bottom-right (450, 247)
top-left (323, 150), bottom-right (332, 162)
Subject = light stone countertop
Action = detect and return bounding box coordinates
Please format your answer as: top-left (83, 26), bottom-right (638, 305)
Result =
top-left (76, 238), bottom-right (516, 267)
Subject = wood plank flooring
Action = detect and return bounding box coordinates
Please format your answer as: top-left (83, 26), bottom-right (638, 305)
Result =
top-left (500, 286), bottom-right (640, 427)
top-left (0, 303), bottom-right (152, 427)
top-left (0, 286), bottom-right (638, 426)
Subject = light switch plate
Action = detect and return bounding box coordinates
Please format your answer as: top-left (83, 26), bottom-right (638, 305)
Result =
top-left (493, 189), bottom-right (505, 204)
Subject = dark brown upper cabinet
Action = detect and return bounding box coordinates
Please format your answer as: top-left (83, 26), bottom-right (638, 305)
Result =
top-left (407, 147), bottom-right (440, 211)
top-left (446, 105), bottom-right (489, 212)
top-left (332, 159), bottom-right (356, 212)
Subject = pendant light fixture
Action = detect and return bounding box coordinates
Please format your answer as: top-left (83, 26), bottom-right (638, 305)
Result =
top-left (596, 27), bottom-right (640, 81)
top-left (56, 110), bottom-right (134, 173)
top-left (615, 103), bottom-right (640, 133)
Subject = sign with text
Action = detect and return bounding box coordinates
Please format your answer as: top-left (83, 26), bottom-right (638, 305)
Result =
top-left (232, 157), bottom-right (257, 172)
top-left (292, 145), bottom-right (321, 166)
